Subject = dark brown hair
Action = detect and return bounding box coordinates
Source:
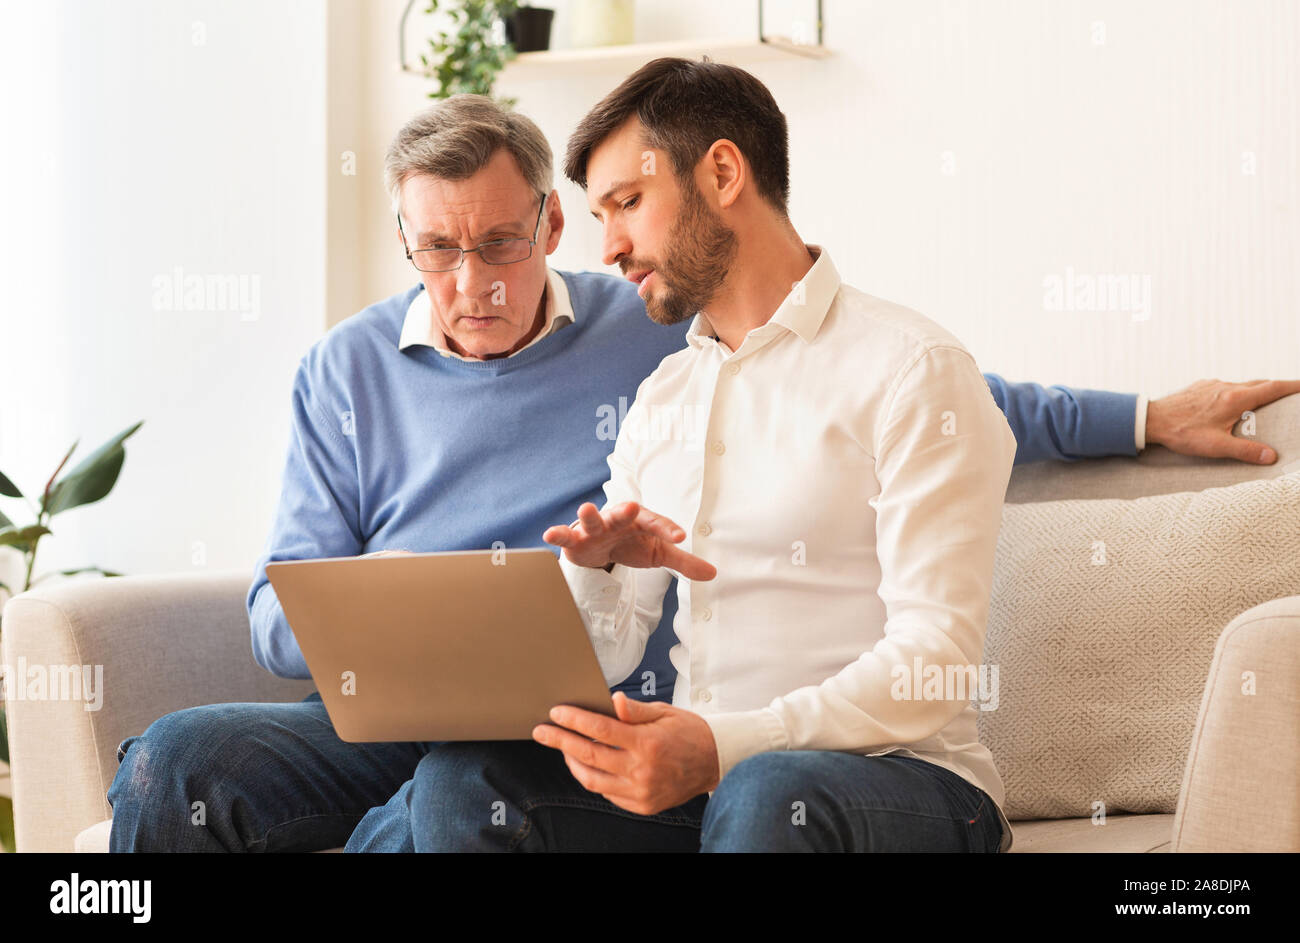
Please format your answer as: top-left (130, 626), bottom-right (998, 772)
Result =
top-left (564, 57), bottom-right (790, 214)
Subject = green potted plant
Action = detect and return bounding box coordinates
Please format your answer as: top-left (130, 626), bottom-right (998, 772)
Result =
top-left (0, 420), bottom-right (142, 852)
top-left (421, 0), bottom-right (525, 100)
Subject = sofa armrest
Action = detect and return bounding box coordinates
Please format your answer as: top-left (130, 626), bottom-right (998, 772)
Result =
top-left (1, 570), bottom-right (315, 852)
top-left (1173, 594), bottom-right (1300, 851)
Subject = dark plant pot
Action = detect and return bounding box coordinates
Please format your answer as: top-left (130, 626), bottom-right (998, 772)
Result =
top-left (506, 6), bottom-right (554, 53)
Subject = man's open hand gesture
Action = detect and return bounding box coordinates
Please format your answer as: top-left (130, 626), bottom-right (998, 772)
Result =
top-left (543, 501), bottom-right (716, 581)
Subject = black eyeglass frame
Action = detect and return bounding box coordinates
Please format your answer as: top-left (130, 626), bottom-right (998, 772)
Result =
top-left (399, 191), bottom-right (548, 273)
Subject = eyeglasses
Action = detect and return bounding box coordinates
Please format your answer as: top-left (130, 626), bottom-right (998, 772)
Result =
top-left (400, 192), bottom-right (548, 273)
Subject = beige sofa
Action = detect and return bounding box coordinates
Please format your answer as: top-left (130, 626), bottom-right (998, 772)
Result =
top-left (4, 393), bottom-right (1298, 853)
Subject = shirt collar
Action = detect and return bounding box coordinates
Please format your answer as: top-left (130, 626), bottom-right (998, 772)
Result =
top-left (397, 267), bottom-right (575, 357)
top-left (684, 244), bottom-right (841, 351)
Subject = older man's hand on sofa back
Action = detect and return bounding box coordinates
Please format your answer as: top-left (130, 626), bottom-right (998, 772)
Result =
top-left (1147, 379), bottom-right (1300, 464)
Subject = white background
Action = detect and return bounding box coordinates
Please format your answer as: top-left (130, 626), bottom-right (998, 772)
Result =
top-left (1, 0), bottom-right (1296, 590)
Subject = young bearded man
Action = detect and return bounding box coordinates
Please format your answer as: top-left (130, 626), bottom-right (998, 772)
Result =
top-left (396, 58), bottom-right (1026, 852)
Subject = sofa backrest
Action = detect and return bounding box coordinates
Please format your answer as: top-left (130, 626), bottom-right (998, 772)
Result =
top-left (984, 391), bottom-right (1300, 821)
top-left (1005, 391), bottom-right (1300, 503)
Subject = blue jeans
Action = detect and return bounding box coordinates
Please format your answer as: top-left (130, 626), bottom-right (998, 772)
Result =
top-left (366, 739), bottom-right (1003, 852)
top-left (107, 693), bottom-right (433, 852)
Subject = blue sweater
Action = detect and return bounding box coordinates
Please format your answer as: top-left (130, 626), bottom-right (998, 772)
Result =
top-left (984, 374), bottom-right (1138, 464)
top-left (248, 271), bottom-right (1138, 697)
top-left (248, 272), bottom-right (691, 695)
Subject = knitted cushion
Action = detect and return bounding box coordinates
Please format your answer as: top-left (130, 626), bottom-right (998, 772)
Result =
top-left (979, 471), bottom-right (1300, 820)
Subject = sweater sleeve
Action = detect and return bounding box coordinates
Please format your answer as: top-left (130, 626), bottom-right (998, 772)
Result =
top-left (246, 360), bottom-right (363, 679)
top-left (983, 373), bottom-right (1140, 464)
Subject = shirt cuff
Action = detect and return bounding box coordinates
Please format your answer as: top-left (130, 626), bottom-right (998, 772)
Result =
top-left (1135, 394), bottom-right (1148, 451)
top-left (701, 707), bottom-right (789, 783)
top-left (558, 555), bottom-right (628, 642)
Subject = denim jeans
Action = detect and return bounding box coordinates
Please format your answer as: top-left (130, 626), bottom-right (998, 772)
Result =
top-left (106, 692), bottom-right (433, 852)
top-left (108, 692), bottom-right (1003, 852)
top-left (369, 738), bottom-right (1004, 852)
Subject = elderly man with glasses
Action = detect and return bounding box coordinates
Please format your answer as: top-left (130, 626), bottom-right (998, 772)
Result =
top-left (104, 93), bottom-right (1297, 853)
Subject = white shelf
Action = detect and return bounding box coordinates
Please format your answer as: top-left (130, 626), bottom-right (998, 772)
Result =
top-left (502, 37), bottom-right (830, 77)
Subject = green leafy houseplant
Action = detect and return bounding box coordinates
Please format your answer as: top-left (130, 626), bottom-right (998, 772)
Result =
top-left (421, 0), bottom-right (520, 101)
top-left (0, 420), bottom-right (143, 852)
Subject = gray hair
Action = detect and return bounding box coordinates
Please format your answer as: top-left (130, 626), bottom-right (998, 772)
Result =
top-left (384, 95), bottom-right (554, 214)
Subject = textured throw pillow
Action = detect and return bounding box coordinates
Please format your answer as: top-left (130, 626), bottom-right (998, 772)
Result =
top-left (978, 471), bottom-right (1300, 821)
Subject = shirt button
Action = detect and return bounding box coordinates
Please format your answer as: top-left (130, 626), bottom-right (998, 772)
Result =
top-left (727, 362), bottom-right (741, 376)
top-left (700, 690), bottom-right (713, 703)
top-left (697, 522), bottom-right (712, 537)
top-left (712, 440), bottom-right (726, 455)
top-left (701, 608), bottom-right (712, 621)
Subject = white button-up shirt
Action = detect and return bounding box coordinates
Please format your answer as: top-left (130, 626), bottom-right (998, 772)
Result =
top-left (562, 245), bottom-right (1017, 850)
top-left (398, 268), bottom-right (575, 357)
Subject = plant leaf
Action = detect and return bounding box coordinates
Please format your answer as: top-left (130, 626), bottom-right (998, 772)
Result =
top-left (0, 525), bottom-right (51, 548)
top-left (40, 440), bottom-right (79, 513)
top-left (0, 797), bottom-right (12, 853)
top-left (0, 507), bottom-right (12, 531)
top-left (45, 421), bottom-right (143, 516)
top-left (0, 470), bottom-right (20, 499)
top-left (31, 566), bottom-right (122, 585)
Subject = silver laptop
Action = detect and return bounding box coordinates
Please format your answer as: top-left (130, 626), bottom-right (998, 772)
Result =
top-left (266, 548), bottom-right (615, 742)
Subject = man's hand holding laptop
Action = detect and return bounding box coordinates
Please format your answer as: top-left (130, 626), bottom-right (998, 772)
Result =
top-left (537, 500), bottom-right (722, 815)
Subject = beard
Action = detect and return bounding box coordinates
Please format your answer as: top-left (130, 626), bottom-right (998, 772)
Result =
top-left (631, 178), bottom-right (738, 326)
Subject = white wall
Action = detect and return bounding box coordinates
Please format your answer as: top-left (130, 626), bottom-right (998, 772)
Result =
top-left (347, 0), bottom-right (1300, 391)
top-left (0, 0), bottom-right (327, 590)
top-left (2, 0), bottom-right (1296, 592)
